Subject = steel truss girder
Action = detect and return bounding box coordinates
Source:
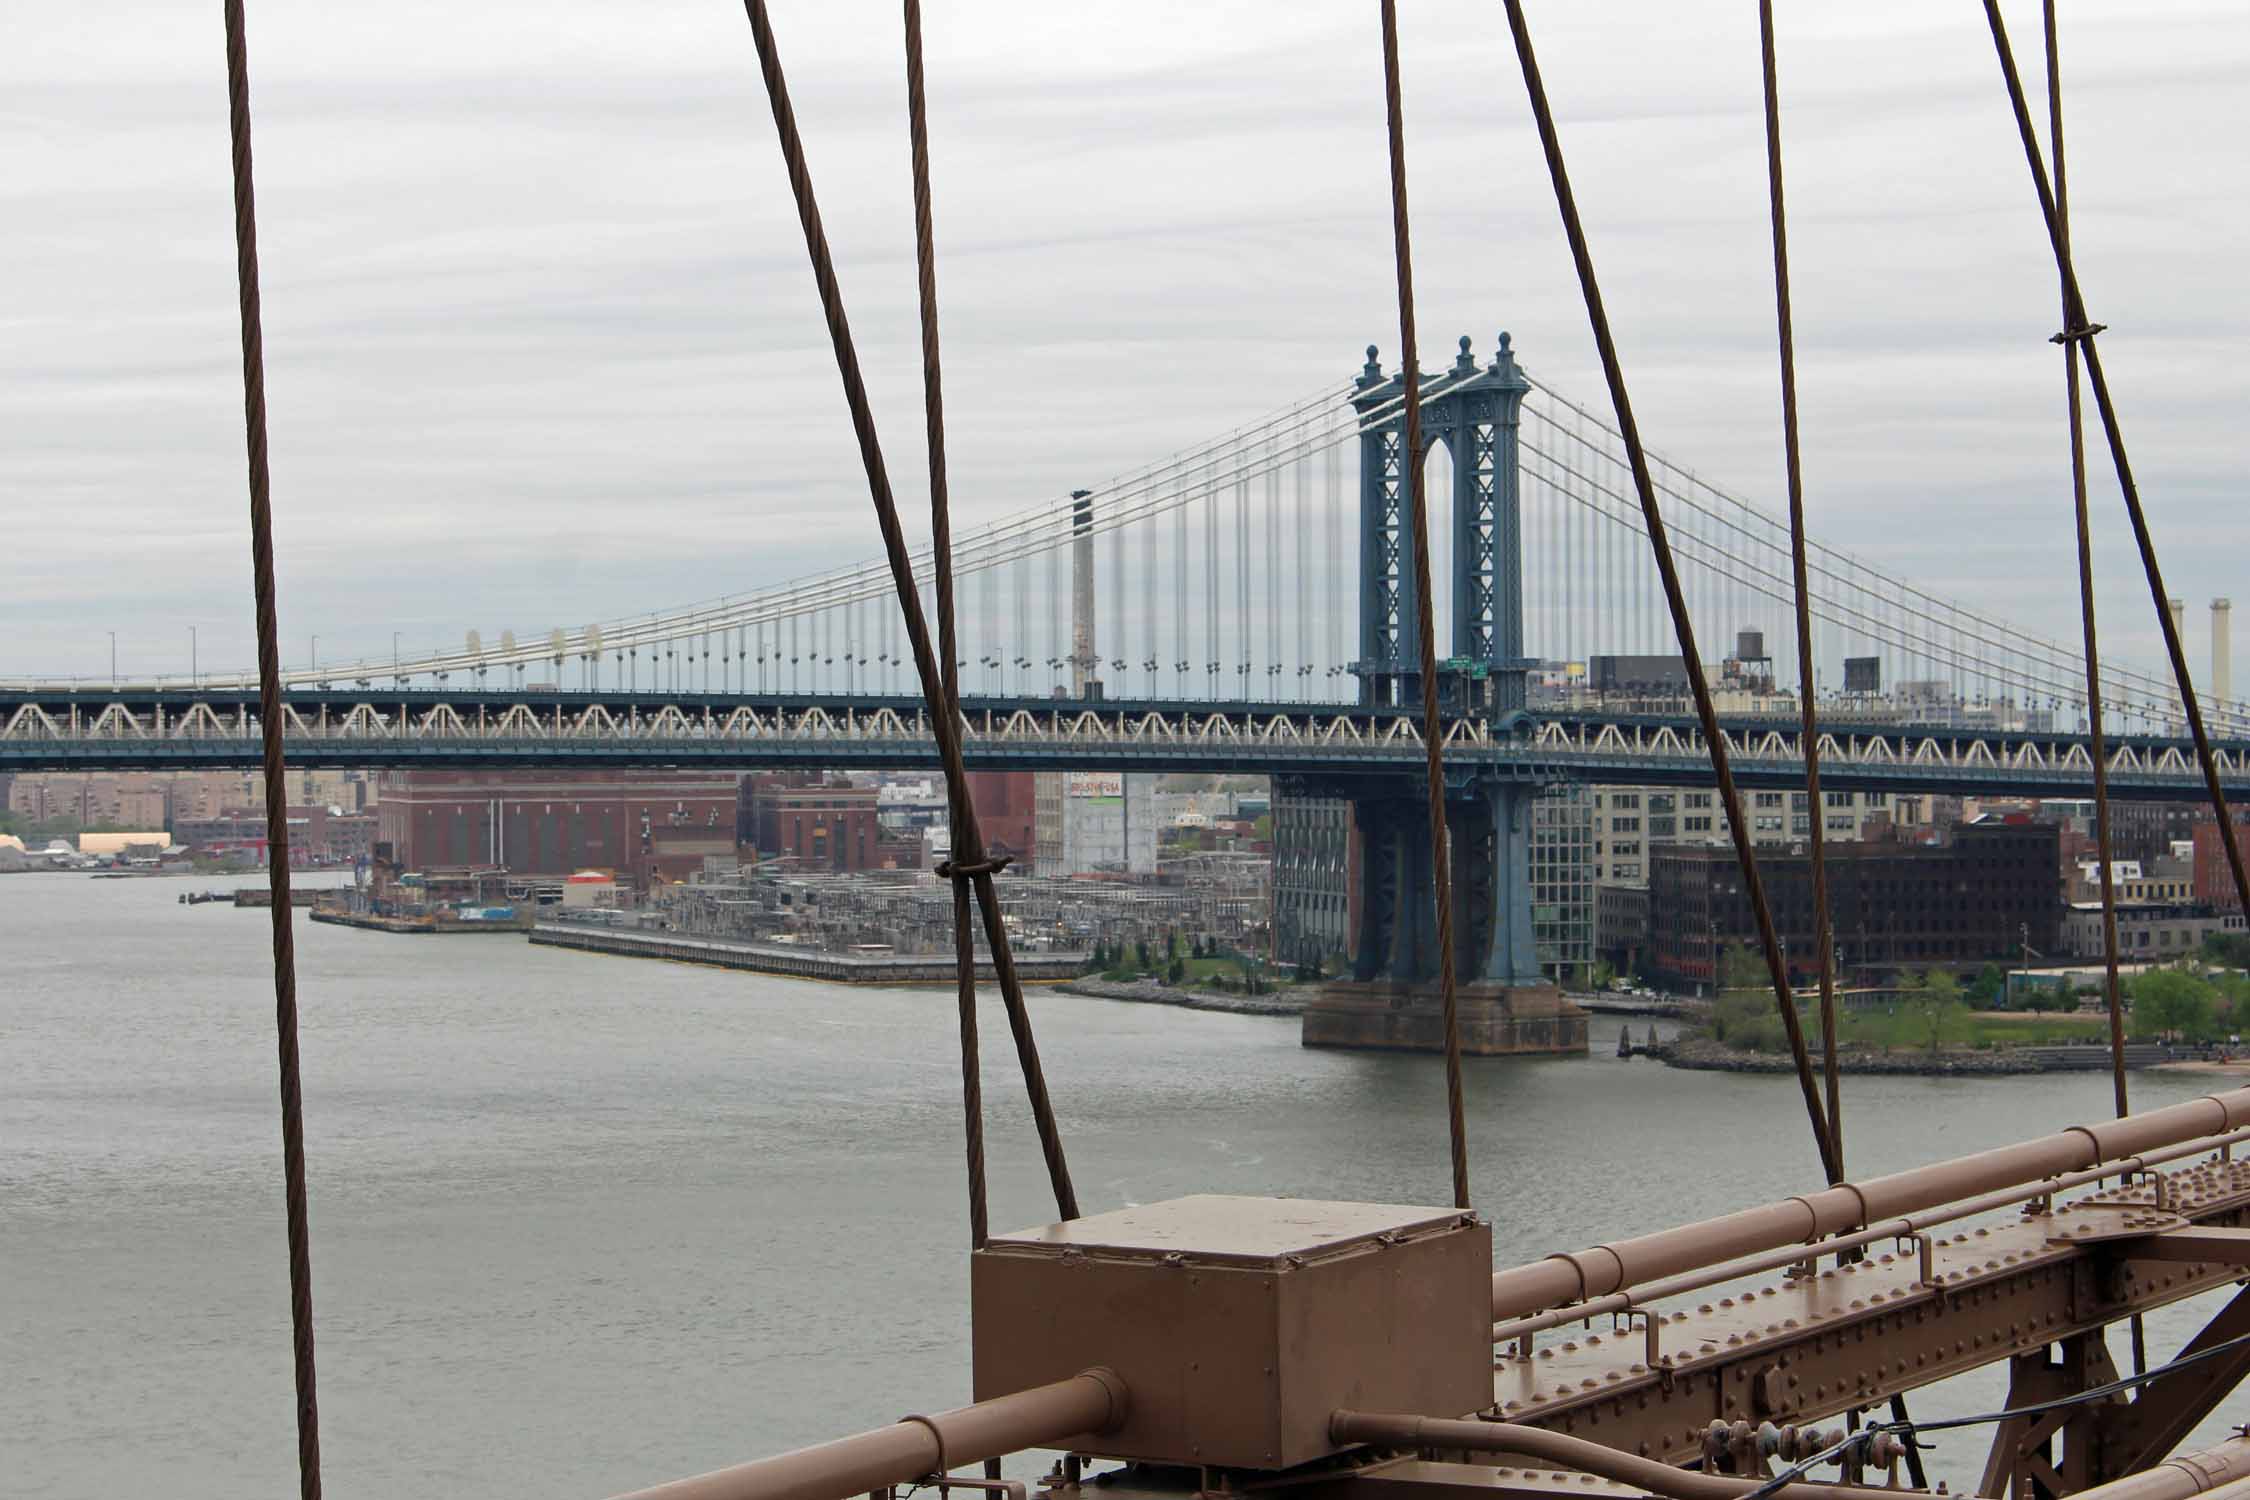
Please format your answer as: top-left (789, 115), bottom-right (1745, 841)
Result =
top-left (1495, 1160), bottom-right (2250, 1468)
top-left (3, 691), bottom-right (2249, 797)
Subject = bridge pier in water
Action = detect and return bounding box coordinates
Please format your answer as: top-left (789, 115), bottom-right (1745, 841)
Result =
top-left (1301, 772), bottom-right (1586, 1055)
top-left (1305, 332), bottom-right (1585, 1055)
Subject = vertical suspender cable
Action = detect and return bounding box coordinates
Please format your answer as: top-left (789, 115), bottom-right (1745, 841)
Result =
top-left (1376, 0), bottom-right (1471, 1211)
top-left (2039, 0), bottom-right (2142, 1378)
top-left (219, 4), bottom-right (322, 1495)
top-left (1295, 456), bottom-right (1309, 696)
top-left (1501, 0), bottom-right (1841, 1185)
top-left (1757, 0), bottom-right (1844, 1182)
top-left (2040, 0), bottom-right (2127, 1126)
top-left (904, 0), bottom-right (987, 1248)
top-left (1206, 485), bottom-right (1219, 696)
top-left (747, 0), bottom-right (1076, 1222)
top-left (1980, 0), bottom-right (2250, 923)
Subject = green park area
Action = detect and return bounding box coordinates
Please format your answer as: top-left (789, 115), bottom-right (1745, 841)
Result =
top-left (1702, 937), bottom-right (2250, 1056)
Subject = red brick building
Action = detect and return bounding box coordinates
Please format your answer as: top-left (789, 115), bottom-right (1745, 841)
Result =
top-left (2195, 816), bottom-right (2250, 909)
top-left (964, 772), bottom-right (1037, 867)
top-left (746, 773), bottom-right (885, 871)
top-left (377, 771), bottom-right (742, 888)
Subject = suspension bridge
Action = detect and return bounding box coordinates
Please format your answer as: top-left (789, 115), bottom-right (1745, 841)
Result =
top-left (9, 334), bottom-right (2245, 987)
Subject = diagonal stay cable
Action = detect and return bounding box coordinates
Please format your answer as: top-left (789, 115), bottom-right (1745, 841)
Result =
top-left (742, 0), bottom-right (1076, 1222)
top-left (902, 0), bottom-right (987, 1251)
top-left (1500, 0), bottom-right (1840, 1185)
top-left (1756, 0), bottom-right (1843, 1182)
top-left (219, 3), bottom-right (322, 1495)
top-left (1981, 0), bottom-right (2250, 926)
top-left (1377, 0), bottom-right (1471, 1212)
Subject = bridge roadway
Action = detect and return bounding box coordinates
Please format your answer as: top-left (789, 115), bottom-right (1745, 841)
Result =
top-left (4, 687), bottom-right (2247, 800)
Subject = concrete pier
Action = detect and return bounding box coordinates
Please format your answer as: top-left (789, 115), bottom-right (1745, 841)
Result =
top-left (530, 921), bottom-right (1090, 986)
top-left (1300, 981), bottom-right (1588, 1055)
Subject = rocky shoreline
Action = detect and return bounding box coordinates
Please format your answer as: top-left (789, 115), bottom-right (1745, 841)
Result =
top-left (1661, 1037), bottom-right (2045, 1075)
top-left (1057, 977), bottom-right (1305, 1019)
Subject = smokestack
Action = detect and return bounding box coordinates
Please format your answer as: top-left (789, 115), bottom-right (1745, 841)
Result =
top-left (2216, 598), bottom-right (2234, 709)
top-left (2170, 597), bottom-right (2188, 725)
top-left (1070, 490), bottom-right (1096, 698)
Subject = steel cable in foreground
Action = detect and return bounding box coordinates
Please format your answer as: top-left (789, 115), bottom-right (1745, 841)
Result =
top-left (900, 0), bottom-right (989, 1253)
top-left (1756, 0), bottom-right (1844, 1182)
top-left (1981, 0), bottom-right (2250, 927)
top-left (220, 1), bottom-right (322, 1495)
top-left (1500, 0), bottom-right (1841, 1186)
top-left (741, 0), bottom-right (1076, 1222)
top-left (1375, 0), bottom-right (1471, 1213)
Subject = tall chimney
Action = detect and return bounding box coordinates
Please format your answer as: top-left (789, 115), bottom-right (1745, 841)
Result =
top-left (2215, 597), bottom-right (2234, 709)
top-left (1070, 490), bottom-right (1096, 698)
top-left (2169, 596), bottom-right (2189, 725)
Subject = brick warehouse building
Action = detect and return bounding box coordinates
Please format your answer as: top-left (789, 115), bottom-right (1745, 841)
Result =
top-left (377, 771), bottom-right (741, 888)
top-left (1648, 822), bottom-right (2060, 988)
top-left (745, 773), bottom-right (882, 872)
top-left (2195, 815), bottom-right (2250, 910)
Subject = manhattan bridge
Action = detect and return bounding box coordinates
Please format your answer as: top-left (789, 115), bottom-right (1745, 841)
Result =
top-left (6, 332), bottom-right (2248, 987)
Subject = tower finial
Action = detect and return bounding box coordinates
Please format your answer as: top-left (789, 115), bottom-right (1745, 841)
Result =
top-left (1358, 343), bottom-right (1383, 387)
top-left (1491, 331), bottom-right (1519, 377)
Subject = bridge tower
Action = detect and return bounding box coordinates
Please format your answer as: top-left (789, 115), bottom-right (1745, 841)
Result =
top-left (1305, 333), bottom-right (1580, 1053)
top-left (1352, 332), bottom-right (1530, 716)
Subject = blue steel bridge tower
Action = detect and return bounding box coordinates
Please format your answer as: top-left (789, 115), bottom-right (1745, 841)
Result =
top-left (1298, 333), bottom-right (1573, 1050)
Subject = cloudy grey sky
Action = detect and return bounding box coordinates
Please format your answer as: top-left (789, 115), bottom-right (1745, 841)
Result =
top-left (4, 1), bottom-right (2245, 685)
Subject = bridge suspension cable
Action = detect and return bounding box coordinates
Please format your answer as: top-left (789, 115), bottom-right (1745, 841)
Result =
top-left (1500, 0), bottom-right (1843, 1185)
top-left (1982, 0), bottom-right (2250, 925)
top-left (740, 0), bottom-right (1078, 1223)
top-left (218, 2), bottom-right (323, 1495)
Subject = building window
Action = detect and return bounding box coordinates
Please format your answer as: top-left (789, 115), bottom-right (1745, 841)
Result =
top-left (1755, 792), bottom-right (1783, 809)
top-left (1614, 817), bottom-right (1641, 833)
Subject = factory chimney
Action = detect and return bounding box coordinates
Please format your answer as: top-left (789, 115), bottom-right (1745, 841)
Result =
top-left (2215, 597), bottom-right (2234, 710)
top-left (2169, 597), bottom-right (2188, 725)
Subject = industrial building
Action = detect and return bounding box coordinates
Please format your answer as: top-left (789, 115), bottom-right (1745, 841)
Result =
top-left (1034, 771), bottom-right (1157, 875)
top-left (1646, 822), bottom-right (2062, 988)
top-left (376, 769), bottom-right (741, 889)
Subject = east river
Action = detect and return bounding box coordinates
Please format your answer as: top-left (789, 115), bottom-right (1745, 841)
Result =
top-left (6, 874), bottom-right (2244, 1498)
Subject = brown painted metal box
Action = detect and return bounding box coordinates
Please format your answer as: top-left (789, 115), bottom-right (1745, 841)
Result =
top-left (971, 1195), bottom-right (1492, 1471)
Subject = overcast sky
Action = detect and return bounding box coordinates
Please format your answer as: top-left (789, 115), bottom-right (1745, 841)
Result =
top-left (4, 1), bottom-right (2245, 686)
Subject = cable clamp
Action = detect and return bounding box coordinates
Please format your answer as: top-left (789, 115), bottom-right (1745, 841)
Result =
top-left (2050, 322), bottom-right (2108, 345)
top-left (936, 854), bottom-right (1012, 882)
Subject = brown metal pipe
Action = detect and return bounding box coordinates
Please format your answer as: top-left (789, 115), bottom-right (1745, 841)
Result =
top-left (1330, 1412), bottom-right (1901, 1500)
top-left (2068, 1437), bottom-right (2250, 1500)
top-left (1493, 1125), bottom-right (2250, 1343)
top-left (1493, 1089), bottom-right (2250, 1319)
top-left (608, 1369), bottom-right (1126, 1500)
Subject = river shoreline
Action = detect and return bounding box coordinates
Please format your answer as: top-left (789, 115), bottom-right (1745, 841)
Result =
top-left (1057, 977), bottom-right (1305, 1018)
top-left (1658, 1036), bottom-right (2191, 1076)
